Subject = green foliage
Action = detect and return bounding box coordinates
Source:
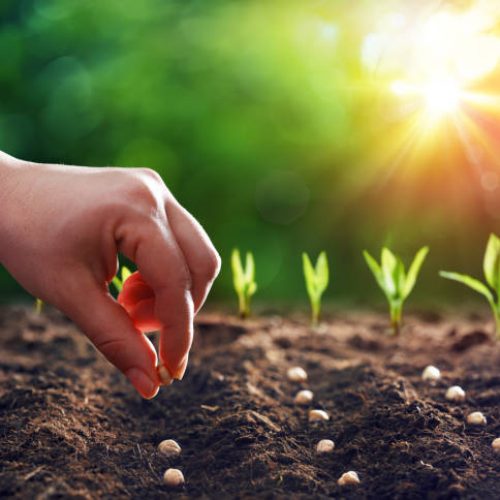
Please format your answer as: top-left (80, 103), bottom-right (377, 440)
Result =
top-left (231, 249), bottom-right (257, 318)
top-left (440, 233), bottom-right (500, 339)
top-left (302, 251), bottom-right (329, 326)
top-left (111, 265), bottom-right (133, 293)
top-left (363, 246), bottom-right (429, 335)
top-left (0, 1), bottom-right (496, 305)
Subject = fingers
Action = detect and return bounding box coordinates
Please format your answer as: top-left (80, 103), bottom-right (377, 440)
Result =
top-left (157, 288), bottom-right (194, 381)
top-left (166, 201), bottom-right (221, 313)
top-left (60, 274), bottom-right (160, 399)
top-left (117, 271), bottom-right (161, 332)
top-left (118, 218), bottom-right (194, 380)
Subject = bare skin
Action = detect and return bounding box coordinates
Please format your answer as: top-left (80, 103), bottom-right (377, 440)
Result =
top-left (0, 151), bottom-right (221, 399)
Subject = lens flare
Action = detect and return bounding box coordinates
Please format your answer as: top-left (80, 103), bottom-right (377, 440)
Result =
top-left (423, 78), bottom-right (460, 117)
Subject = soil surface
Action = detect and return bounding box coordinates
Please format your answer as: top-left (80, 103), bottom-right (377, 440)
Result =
top-left (0, 305), bottom-right (499, 499)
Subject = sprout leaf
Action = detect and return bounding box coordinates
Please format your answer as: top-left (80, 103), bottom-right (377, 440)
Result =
top-left (302, 251), bottom-right (329, 326)
top-left (364, 246), bottom-right (429, 335)
top-left (231, 249), bottom-right (257, 318)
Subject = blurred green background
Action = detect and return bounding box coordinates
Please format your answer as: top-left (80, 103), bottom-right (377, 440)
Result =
top-left (1, 0), bottom-right (500, 310)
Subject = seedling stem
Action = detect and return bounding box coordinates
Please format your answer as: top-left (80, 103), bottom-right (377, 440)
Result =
top-left (35, 298), bottom-right (44, 315)
top-left (302, 251), bottom-right (329, 326)
top-left (363, 246), bottom-right (429, 336)
top-left (231, 249), bottom-right (257, 319)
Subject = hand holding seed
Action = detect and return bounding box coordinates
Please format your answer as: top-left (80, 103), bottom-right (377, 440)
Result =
top-left (0, 153), bottom-right (221, 399)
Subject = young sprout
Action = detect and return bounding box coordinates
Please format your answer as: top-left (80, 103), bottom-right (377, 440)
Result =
top-left (302, 251), bottom-right (329, 326)
top-left (440, 234), bottom-right (500, 339)
top-left (34, 298), bottom-right (44, 315)
top-left (111, 265), bottom-right (132, 293)
top-left (363, 246), bottom-right (429, 335)
top-left (231, 249), bottom-right (257, 319)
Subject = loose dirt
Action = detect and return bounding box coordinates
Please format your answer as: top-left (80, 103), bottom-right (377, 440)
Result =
top-left (0, 306), bottom-right (499, 499)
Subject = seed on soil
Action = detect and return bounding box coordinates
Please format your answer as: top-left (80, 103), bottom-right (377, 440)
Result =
top-left (466, 411), bottom-right (487, 426)
top-left (308, 409), bottom-right (329, 422)
top-left (287, 366), bottom-right (308, 383)
top-left (157, 365), bottom-right (173, 386)
top-left (337, 471), bottom-right (360, 486)
top-left (445, 385), bottom-right (465, 402)
top-left (422, 365), bottom-right (441, 382)
top-left (316, 439), bottom-right (335, 454)
top-left (492, 437), bottom-right (500, 452)
top-left (158, 439), bottom-right (182, 457)
top-left (294, 389), bottom-right (313, 405)
top-left (163, 468), bottom-right (185, 488)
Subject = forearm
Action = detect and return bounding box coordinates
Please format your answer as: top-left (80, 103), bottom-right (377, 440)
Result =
top-left (0, 152), bottom-right (29, 264)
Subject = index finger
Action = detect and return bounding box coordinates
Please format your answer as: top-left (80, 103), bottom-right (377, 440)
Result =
top-left (118, 218), bottom-right (194, 381)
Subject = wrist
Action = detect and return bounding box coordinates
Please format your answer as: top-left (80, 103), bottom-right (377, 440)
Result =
top-left (0, 152), bottom-right (29, 263)
top-left (0, 151), bottom-right (23, 187)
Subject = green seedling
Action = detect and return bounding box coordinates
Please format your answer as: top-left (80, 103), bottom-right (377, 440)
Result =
top-left (111, 265), bottom-right (132, 293)
top-left (34, 298), bottom-right (44, 314)
top-left (440, 233), bottom-right (500, 339)
top-left (302, 251), bottom-right (329, 326)
top-left (363, 246), bottom-right (429, 335)
top-left (231, 249), bottom-right (257, 318)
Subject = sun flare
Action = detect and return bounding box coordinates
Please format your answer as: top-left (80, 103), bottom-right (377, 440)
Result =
top-left (371, 4), bottom-right (500, 180)
top-left (423, 78), bottom-right (461, 117)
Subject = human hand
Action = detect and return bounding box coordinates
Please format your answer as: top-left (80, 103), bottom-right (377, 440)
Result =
top-left (0, 152), bottom-right (220, 398)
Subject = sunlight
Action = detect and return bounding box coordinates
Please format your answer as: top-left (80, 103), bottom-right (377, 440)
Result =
top-left (423, 78), bottom-right (461, 117)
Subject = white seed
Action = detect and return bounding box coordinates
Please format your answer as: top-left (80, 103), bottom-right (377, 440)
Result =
top-left (337, 471), bottom-right (360, 486)
top-left (294, 389), bottom-right (314, 405)
top-left (287, 366), bottom-right (308, 383)
top-left (163, 468), bottom-right (185, 488)
top-left (316, 439), bottom-right (335, 454)
top-left (445, 385), bottom-right (465, 402)
top-left (491, 437), bottom-right (500, 452)
top-left (422, 365), bottom-right (441, 382)
top-left (158, 439), bottom-right (182, 457)
top-left (466, 411), bottom-right (487, 426)
top-left (308, 409), bottom-right (330, 422)
top-left (157, 365), bottom-right (173, 386)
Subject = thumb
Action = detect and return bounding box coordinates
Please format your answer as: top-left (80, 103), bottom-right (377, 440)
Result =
top-left (60, 276), bottom-right (160, 399)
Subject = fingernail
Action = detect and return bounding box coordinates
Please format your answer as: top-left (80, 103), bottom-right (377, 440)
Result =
top-left (156, 364), bottom-right (173, 386)
top-left (126, 367), bottom-right (159, 399)
top-left (172, 355), bottom-right (189, 380)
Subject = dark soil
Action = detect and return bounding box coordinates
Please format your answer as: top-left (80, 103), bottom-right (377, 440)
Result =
top-left (0, 306), bottom-right (499, 499)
